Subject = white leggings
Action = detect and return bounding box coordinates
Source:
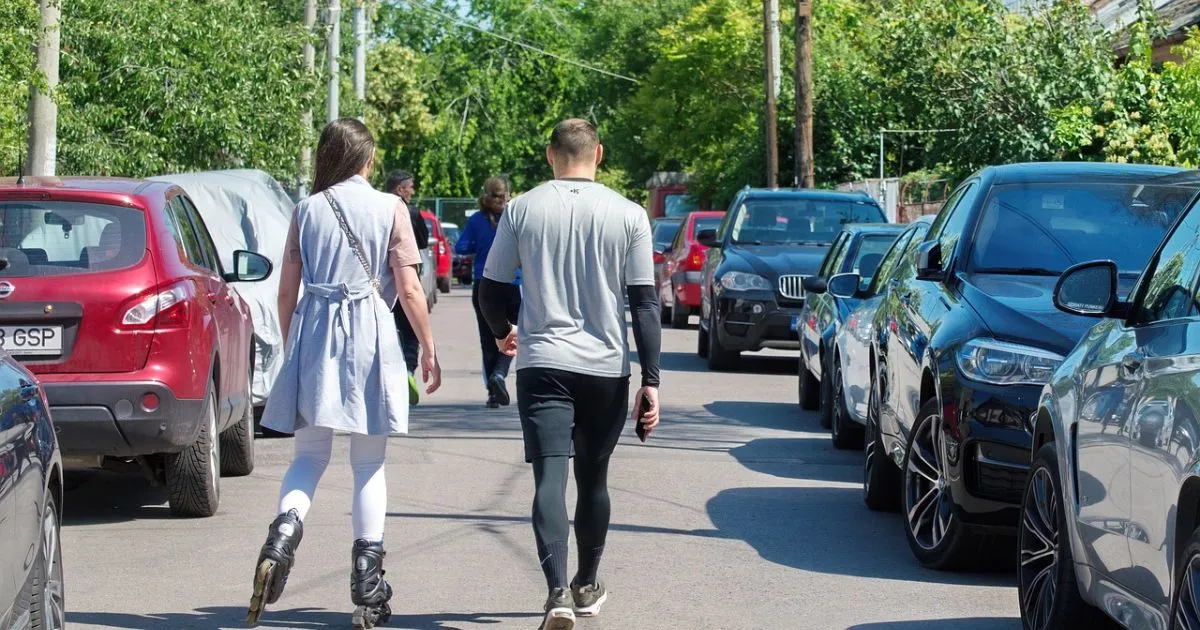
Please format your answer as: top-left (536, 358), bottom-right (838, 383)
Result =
top-left (277, 426), bottom-right (389, 542)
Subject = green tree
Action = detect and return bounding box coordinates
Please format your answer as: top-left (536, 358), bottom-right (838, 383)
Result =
top-left (0, 0), bottom-right (37, 174)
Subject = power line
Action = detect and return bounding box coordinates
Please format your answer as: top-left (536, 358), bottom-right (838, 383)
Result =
top-left (399, 0), bottom-right (640, 84)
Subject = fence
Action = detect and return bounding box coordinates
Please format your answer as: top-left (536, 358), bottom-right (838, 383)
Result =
top-left (410, 197), bottom-right (477, 227)
top-left (836, 177), bottom-right (953, 223)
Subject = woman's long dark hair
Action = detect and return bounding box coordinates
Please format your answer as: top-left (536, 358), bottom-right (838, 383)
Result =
top-left (312, 118), bottom-right (375, 194)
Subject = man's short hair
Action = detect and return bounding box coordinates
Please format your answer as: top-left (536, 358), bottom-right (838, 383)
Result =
top-left (384, 170), bottom-right (414, 193)
top-left (549, 119), bottom-right (599, 161)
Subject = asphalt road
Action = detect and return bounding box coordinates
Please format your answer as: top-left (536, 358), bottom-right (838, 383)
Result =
top-left (62, 288), bottom-right (1021, 630)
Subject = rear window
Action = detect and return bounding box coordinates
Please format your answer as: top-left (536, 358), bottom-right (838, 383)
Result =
top-left (849, 234), bottom-right (901, 280)
top-left (694, 216), bottom-right (723, 236)
top-left (652, 220), bottom-right (682, 249)
top-left (0, 201), bottom-right (146, 277)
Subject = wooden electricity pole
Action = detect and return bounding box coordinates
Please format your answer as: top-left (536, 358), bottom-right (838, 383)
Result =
top-left (795, 0), bottom-right (814, 188)
top-left (27, 0), bottom-right (60, 177)
top-left (762, 0), bottom-right (779, 189)
top-left (300, 0), bottom-right (317, 195)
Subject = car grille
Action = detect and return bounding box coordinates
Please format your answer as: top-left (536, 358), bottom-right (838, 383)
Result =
top-left (778, 275), bottom-right (807, 300)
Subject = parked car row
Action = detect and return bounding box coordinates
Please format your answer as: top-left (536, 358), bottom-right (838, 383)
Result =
top-left (788, 163), bottom-right (1200, 630)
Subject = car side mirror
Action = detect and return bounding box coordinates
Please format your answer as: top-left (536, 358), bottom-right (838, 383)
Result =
top-left (916, 241), bottom-right (943, 281)
top-left (225, 250), bottom-right (273, 283)
top-left (1054, 260), bottom-right (1118, 317)
top-left (802, 276), bottom-right (827, 295)
top-left (696, 229), bottom-right (718, 248)
top-left (827, 273), bottom-right (862, 299)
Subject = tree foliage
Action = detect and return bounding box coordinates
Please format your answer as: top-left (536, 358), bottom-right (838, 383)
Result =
top-left (0, 0), bottom-right (38, 174)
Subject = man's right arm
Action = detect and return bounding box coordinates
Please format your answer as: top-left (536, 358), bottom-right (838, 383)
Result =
top-left (409, 205), bottom-right (429, 249)
top-left (454, 216), bottom-right (475, 255)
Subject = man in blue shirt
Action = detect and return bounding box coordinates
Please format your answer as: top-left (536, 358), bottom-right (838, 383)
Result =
top-left (456, 176), bottom-right (522, 408)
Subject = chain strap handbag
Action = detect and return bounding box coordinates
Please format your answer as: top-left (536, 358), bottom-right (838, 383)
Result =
top-left (322, 189), bottom-right (384, 298)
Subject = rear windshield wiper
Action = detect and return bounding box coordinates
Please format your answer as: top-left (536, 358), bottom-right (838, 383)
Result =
top-left (976, 267), bottom-right (1060, 276)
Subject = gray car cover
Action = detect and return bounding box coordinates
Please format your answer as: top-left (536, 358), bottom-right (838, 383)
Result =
top-left (150, 169), bottom-right (297, 407)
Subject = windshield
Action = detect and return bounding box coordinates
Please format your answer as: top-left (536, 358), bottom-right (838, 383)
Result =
top-left (663, 193), bottom-right (698, 218)
top-left (0, 201), bottom-right (147, 277)
top-left (652, 219), bottom-right (681, 250)
top-left (730, 198), bottom-right (886, 245)
top-left (970, 183), bottom-right (1199, 275)
top-left (850, 234), bottom-right (900, 281)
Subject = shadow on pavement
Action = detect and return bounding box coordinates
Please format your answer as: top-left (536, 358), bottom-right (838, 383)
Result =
top-left (63, 470), bottom-right (173, 524)
top-left (652, 351), bottom-right (798, 376)
top-left (846, 619), bottom-right (1018, 629)
top-left (68, 606), bottom-right (536, 630)
top-left (704, 401), bottom-right (804, 431)
top-left (706, 486), bottom-right (1015, 586)
top-left (659, 351), bottom-right (709, 373)
top-left (728, 437), bottom-right (861, 484)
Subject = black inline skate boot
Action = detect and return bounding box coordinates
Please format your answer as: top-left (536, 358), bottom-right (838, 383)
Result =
top-left (246, 509), bottom-right (304, 627)
top-left (350, 538), bottom-right (394, 629)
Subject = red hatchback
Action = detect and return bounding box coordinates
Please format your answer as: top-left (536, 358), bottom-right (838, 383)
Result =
top-left (657, 210), bottom-right (725, 328)
top-left (421, 210), bottom-right (452, 293)
top-left (0, 177), bottom-right (272, 517)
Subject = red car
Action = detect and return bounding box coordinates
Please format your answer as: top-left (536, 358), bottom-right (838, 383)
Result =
top-left (421, 210), bottom-right (451, 293)
top-left (0, 176), bottom-right (272, 517)
top-left (657, 210), bottom-right (725, 328)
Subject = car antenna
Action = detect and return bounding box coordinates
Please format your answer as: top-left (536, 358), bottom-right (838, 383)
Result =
top-left (15, 148), bottom-right (24, 185)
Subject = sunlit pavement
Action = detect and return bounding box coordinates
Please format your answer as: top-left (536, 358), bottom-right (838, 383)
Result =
top-left (63, 289), bottom-right (1020, 629)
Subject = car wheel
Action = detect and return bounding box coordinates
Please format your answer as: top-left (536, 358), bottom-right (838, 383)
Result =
top-left (863, 372), bottom-right (900, 511)
top-left (697, 313), bottom-right (710, 358)
top-left (660, 303), bottom-right (672, 326)
top-left (220, 369), bottom-right (256, 477)
top-left (166, 388), bottom-right (221, 517)
top-left (817, 356), bottom-right (834, 429)
top-left (671, 292), bottom-right (690, 328)
top-left (902, 399), bottom-right (990, 570)
top-left (1019, 443), bottom-right (1104, 630)
top-left (798, 362), bottom-right (820, 411)
top-left (29, 490), bottom-right (65, 630)
top-left (706, 310), bottom-right (739, 371)
top-left (438, 277), bottom-right (451, 293)
top-left (831, 362), bottom-right (864, 450)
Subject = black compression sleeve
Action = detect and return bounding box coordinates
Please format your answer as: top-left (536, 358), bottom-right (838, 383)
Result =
top-left (478, 277), bottom-right (516, 339)
top-left (627, 284), bottom-right (662, 388)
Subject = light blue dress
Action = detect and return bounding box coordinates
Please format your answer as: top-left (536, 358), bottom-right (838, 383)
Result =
top-left (261, 175), bottom-right (410, 436)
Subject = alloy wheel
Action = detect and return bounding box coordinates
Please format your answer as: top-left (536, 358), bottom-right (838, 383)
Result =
top-left (864, 382), bottom-right (878, 495)
top-left (40, 499), bottom-right (65, 629)
top-left (1177, 554), bottom-right (1200, 630)
top-left (1020, 467), bottom-right (1060, 630)
top-left (904, 412), bottom-right (953, 550)
top-left (208, 404), bottom-right (220, 501)
top-left (832, 366), bottom-right (845, 440)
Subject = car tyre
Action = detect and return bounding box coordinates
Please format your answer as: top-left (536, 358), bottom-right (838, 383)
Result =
top-left (798, 363), bottom-right (820, 411)
top-left (863, 372), bottom-right (900, 512)
top-left (817, 356), bottom-right (834, 429)
top-left (671, 292), bottom-right (690, 329)
top-left (902, 399), bottom-right (994, 570)
top-left (166, 388), bottom-right (221, 517)
top-left (438, 276), bottom-right (451, 293)
top-left (706, 311), bottom-right (739, 371)
top-left (830, 361), bottom-right (864, 450)
top-left (697, 312), bottom-right (710, 358)
top-left (1018, 443), bottom-right (1106, 630)
top-left (220, 369), bottom-right (256, 477)
top-left (29, 489), bottom-right (65, 630)
top-left (660, 303), bottom-right (672, 326)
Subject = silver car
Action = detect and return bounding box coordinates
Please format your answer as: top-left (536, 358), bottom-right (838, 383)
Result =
top-left (1021, 192), bottom-right (1200, 629)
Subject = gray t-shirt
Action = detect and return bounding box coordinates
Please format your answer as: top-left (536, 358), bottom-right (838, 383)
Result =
top-left (483, 179), bottom-right (654, 378)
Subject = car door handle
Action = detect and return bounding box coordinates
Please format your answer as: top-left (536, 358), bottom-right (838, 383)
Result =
top-left (1122, 353), bottom-right (1144, 373)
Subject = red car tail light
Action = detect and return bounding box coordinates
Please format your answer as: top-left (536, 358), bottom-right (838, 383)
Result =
top-left (120, 282), bottom-right (192, 330)
top-left (686, 244), bottom-right (706, 271)
top-left (653, 251), bottom-right (665, 265)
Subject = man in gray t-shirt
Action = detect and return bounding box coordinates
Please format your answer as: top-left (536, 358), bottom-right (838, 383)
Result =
top-left (478, 119), bottom-right (662, 630)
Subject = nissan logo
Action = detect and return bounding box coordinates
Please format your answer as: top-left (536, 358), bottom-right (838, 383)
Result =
top-left (0, 282), bottom-right (15, 299)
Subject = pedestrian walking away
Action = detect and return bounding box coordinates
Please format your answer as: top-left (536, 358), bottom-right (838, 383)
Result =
top-left (478, 118), bottom-right (662, 630)
top-left (383, 169), bottom-right (429, 406)
top-left (246, 119), bottom-right (443, 630)
top-left (456, 175), bottom-right (523, 408)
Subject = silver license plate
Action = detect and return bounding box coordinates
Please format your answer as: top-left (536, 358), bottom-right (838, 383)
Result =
top-left (0, 326), bottom-right (63, 356)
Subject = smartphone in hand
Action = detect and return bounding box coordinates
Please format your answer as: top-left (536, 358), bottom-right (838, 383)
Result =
top-left (635, 392), bottom-right (653, 442)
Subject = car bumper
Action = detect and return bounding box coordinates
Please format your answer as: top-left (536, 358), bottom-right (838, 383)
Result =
top-left (673, 274), bottom-right (704, 309)
top-left (713, 293), bottom-right (803, 352)
top-left (40, 378), bottom-right (205, 457)
top-left (943, 377), bottom-right (1038, 531)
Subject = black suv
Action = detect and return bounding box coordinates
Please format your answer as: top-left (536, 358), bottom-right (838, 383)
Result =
top-left (696, 187), bottom-right (886, 370)
top-left (860, 162), bottom-right (1200, 570)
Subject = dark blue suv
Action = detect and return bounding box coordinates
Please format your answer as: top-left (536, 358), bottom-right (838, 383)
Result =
top-left (695, 187), bottom-right (887, 371)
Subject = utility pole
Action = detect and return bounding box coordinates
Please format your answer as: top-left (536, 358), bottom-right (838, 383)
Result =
top-left (794, 0), bottom-right (814, 188)
top-left (762, 0), bottom-right (779, 189)
top-left (27, 0), bottom-right (60, 177)
top-left (300, 0), bottom-right (317, 196)
top-left (353, 0), bottom-right (367, 104)
top-left (327, 0), bottom-right (342, 124)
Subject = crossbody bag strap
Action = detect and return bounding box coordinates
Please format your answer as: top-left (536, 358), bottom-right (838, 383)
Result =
top-left (322, 189), bottom-right (384, 297)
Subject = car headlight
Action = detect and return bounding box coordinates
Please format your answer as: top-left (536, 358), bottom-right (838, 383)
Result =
top-left (719, 271), bottom-right (772, 291)
top-left (956, 338), bottom-right (1064, 386)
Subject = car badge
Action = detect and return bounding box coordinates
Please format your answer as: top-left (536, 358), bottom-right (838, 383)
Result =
top-left (0, 282), bottom-right (15, 299)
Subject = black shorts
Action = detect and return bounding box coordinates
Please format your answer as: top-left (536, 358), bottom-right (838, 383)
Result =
top-left (516, 367), bottom-right (630, 463)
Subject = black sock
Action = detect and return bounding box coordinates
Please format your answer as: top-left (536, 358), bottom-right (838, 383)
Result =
top-left (537, 540), bottom-right (570, 590)
top-left (574, 544), bottom-right (604, 587)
